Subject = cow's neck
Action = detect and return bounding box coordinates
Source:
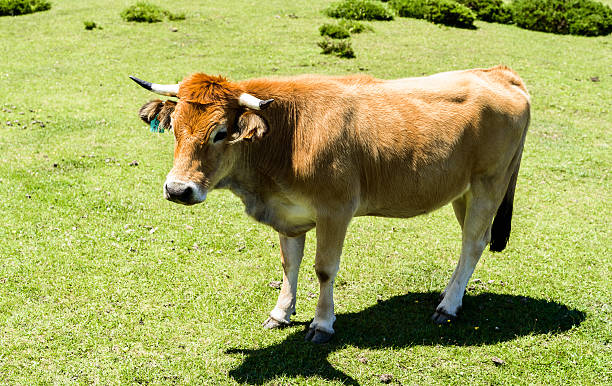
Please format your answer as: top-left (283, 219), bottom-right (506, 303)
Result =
top-left (217, 87), bottom-right (315, 236)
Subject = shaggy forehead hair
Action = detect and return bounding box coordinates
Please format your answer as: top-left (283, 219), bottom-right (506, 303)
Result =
top-left (177, 73), bottom-right (242, 106)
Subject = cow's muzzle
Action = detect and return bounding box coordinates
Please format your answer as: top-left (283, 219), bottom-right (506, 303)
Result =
top-left (163, 180), bottom-right (207, 205)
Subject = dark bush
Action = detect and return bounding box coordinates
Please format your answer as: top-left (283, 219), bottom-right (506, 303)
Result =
top-left (325, 0), bottom-right (394, 20)
top-left (390, 0), bottom-right (429, 18)
top-left (83, 20), bottom-right (101, 30)
top-left (455, 0), bottom-right (513, 24)
top-left (167, 11), bottom-right (185, 21)
top-left (121, 2), bottom-right (185, 23)
top-left (339, 19), bottom-right (373, 33)
top-left (559, 0), bottom-right (611, 36)
top-left (318, 37), bottom-right (356, 58)
top-left (512, 0), bottom-right (612, 36)
top-left (121, 2), bottom-right (164, 22)
top-left (390, 0), bottom-right (477, 29)
top-left (428, 0), bottom-right (477, 28)
top-left (320, 23), bottom-right (351, 38)
top-left (0, 0), bottom-right (51, 16)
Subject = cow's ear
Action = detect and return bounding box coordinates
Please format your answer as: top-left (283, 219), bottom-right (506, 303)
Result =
top-left (138, 99), bottom-right (176, 130)
top-left (229, 111), bottom-right (269, 143)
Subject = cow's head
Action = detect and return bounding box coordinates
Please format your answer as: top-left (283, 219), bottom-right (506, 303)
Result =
top-left (131, 73), bottom-right (273, 205)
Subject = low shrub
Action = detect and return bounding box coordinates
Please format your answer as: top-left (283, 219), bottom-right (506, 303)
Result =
top-left (320, 23), bottom-right (351, 38)
top-left (428, 0), bottom-right (477, 28)
top-left (512, 0), bottom-right (612, 36)
top-left (121, 2), bottom-right (164, 22)
top-left (390, 0), bottom-right (429, 18)
top-left (83, 20), bottom-right (101, 30)
top-left (325, 0), bottom-right (394, 21)
top-left (390, 0), bottom-right (477, 29)
top-left (0, 0), bottom-right (51, 16)
top-left (120, 2), bottom-right (184, 23)
top-left (455, 0), bottom-right (513, 24)
top-left (167, 11), bottom-right (185, 21)
top-left (318, 37), bottom-right (356, 58)
top-left (339, 19), bottom-right (373, 33)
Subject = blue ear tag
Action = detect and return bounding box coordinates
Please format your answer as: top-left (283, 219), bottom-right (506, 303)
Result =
top-left (150, 116), bottom-right (164, 133)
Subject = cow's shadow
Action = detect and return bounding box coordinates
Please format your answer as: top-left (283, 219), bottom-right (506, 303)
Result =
top-left (226, 292), bottom-right (585, 384)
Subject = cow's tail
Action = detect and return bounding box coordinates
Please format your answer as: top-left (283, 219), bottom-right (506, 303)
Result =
top-left (489, 117), bottom-right (529, 253)
top-left (489, 165), bottom-right (519, 252)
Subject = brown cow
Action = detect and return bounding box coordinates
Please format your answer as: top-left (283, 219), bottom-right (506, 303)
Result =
top-left (130, 65), bottom-right (530, 343)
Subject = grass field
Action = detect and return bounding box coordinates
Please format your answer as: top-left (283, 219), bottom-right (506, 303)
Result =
top-left (0, 0), bottom-right (610, 384)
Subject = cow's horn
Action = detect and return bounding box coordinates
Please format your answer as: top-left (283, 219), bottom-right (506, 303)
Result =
top-left (239, 93), bottom-right (274, 110)
top-left (129, 76), bottom-right (179, 97)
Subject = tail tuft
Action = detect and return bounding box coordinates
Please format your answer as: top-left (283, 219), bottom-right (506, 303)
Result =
top-left (489, 169), bottom-right (518, 252)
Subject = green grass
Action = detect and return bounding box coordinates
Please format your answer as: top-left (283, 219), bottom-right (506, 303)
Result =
top-left (0, 0), bottom-right (611, 384)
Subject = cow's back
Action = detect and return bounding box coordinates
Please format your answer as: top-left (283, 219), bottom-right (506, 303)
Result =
top-left (293, 66), bottom-right (530, 217)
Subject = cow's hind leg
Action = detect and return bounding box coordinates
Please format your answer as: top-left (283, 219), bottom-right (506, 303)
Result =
top-left (263, 233), bottom-right (305, 329)
top-left (432, 182), bottom-right (500, 323)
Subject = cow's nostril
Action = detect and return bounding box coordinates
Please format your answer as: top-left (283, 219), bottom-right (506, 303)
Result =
top-left (179, 185), bottom-right (193, 202)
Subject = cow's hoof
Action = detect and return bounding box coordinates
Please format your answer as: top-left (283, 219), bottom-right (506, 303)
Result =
top-left (439, 291), bottom-right (446, 301)
top-left (262, 316), bottom-right (289, 330)
top-left (304, 327), bottom-right (334, 344)
top-left (431, 309), bottom-right (457, 324)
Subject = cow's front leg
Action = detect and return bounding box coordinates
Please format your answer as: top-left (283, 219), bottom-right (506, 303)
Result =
top-left (263, 233), bottom-right (305, 329)
top-left (305, 214), bottom-right (351, 344)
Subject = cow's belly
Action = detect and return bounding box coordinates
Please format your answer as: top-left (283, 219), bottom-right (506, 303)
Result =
top-left (358, 180), bottom-right (471, 219)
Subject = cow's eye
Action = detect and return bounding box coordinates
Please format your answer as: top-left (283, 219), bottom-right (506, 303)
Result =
top-left (211, 126), bottom-right (228, 143)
